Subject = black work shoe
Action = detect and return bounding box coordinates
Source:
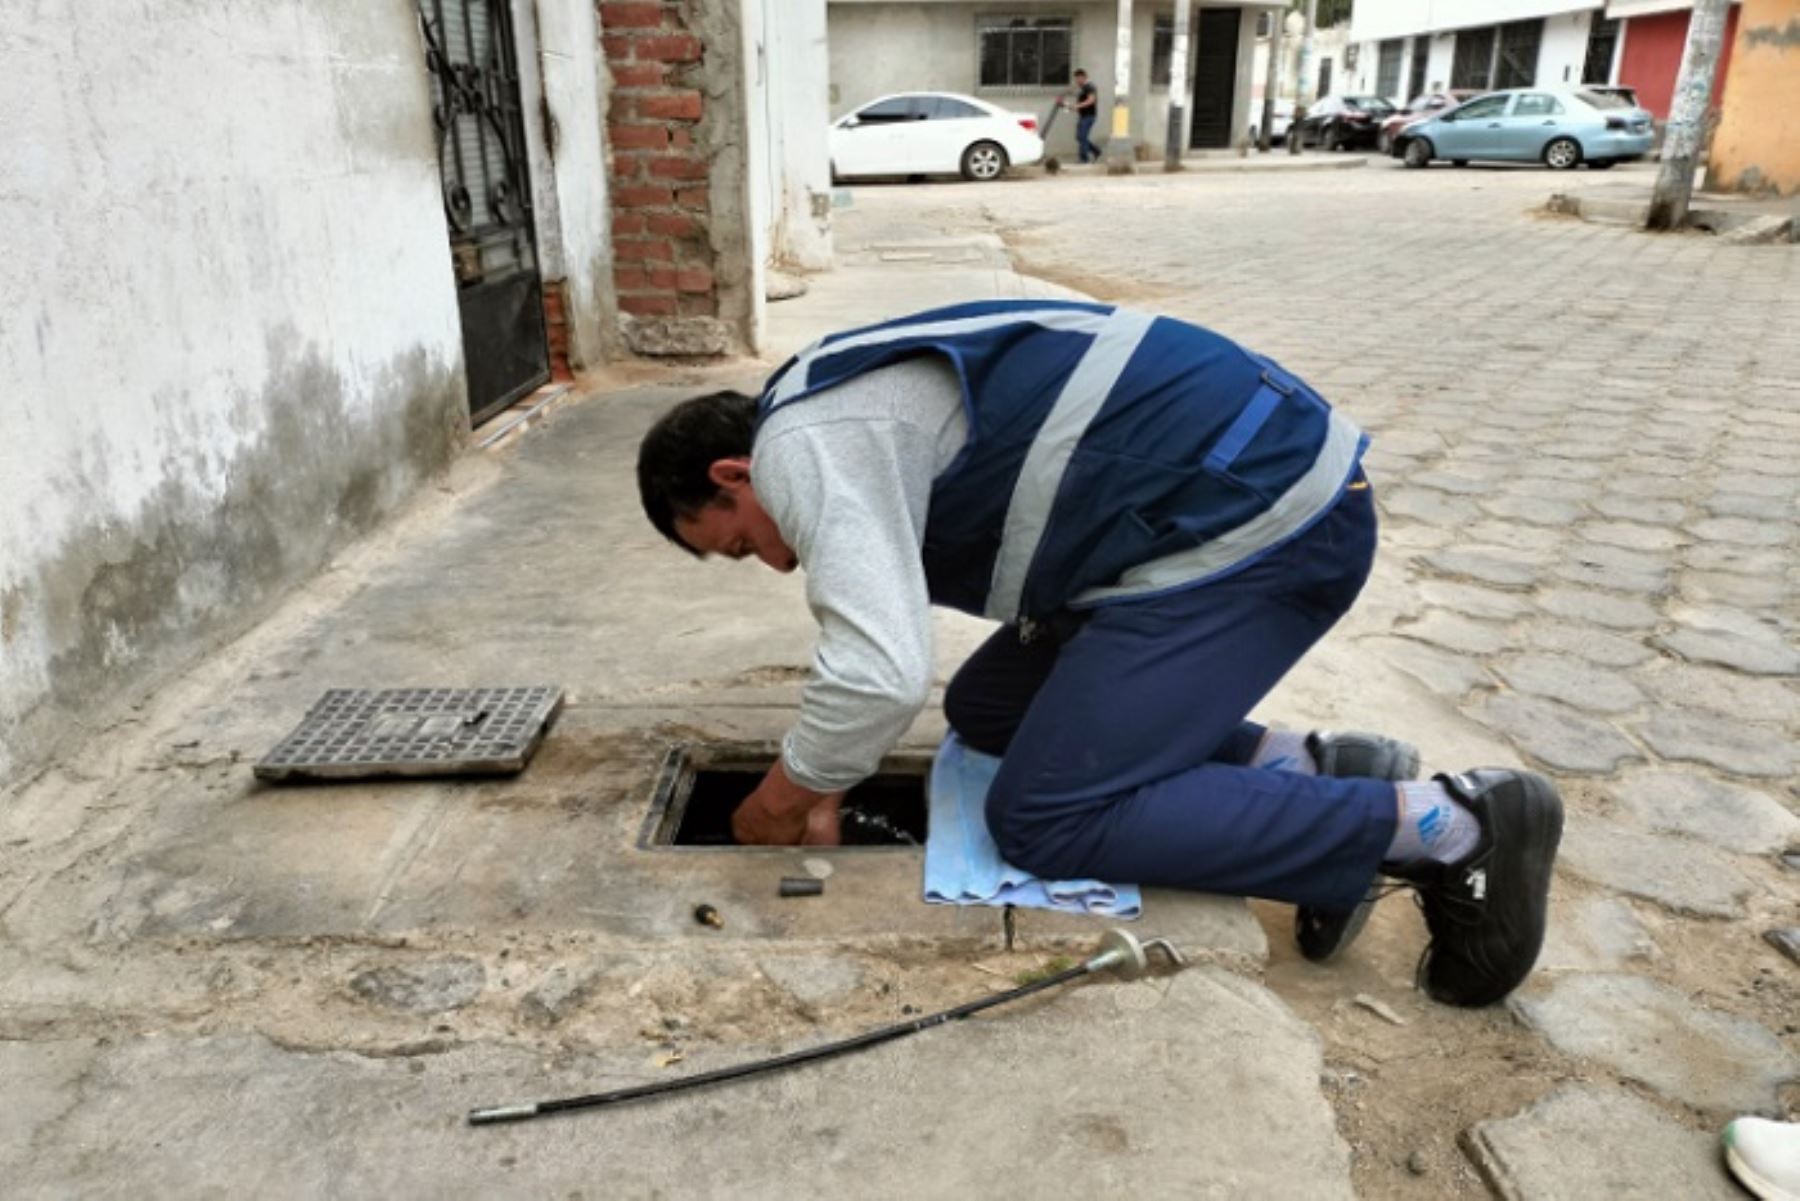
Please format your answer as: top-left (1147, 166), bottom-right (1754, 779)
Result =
top-left (1294, 731), bottom-right (1421, 963)
top-left (1391, 769), bottom-right (1564, 1008)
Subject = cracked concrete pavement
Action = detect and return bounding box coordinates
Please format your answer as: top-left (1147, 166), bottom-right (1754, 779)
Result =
top-left (3, 156), bottom-right (1797, 1198)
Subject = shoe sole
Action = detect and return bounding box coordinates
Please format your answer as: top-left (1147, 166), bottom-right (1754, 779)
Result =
top-left (1296, 883), bottom-right (1380, 963)
top-left (1726, 1144), bottom-right (1800, 1201)
top-left (1424, 770), bottom-right (1564, 1007)
top-left (1293, 736), bottom-right (1419, 962)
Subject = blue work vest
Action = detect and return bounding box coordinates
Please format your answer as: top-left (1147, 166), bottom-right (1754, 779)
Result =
top-left (757, 300), bottom-right (1366, 627)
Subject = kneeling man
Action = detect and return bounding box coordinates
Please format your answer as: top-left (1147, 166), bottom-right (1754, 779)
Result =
top-left (636, 301), bottom-right (1562, 1007)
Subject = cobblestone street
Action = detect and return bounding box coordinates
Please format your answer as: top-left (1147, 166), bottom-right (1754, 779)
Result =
top-left (836, 158), bottom-right (1800, 1196)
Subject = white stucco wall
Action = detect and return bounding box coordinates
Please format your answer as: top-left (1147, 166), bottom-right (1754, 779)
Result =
top-left (765, 0), bottom-right (835, 272)
top-left (0, 3), bottom-right (468, 780)
top-left (520, 0), bottom-right (617, 368)
top-left (1354, 0), bottom-right (1602, 42)
top-left (1536, 8), bottom-right (1598, 86)
top-left (741, 0), bottom-right (775, 351)
top-left (1352, 6), bottom-right (1602, 96)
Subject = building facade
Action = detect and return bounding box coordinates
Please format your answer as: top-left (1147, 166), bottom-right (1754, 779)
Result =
top-left (1346, 0), bottom-right (1741, 119)
top-left (827, 0), bottom-right (1282, 160)
top-left (1706, 0), bottom-right (1800, 196)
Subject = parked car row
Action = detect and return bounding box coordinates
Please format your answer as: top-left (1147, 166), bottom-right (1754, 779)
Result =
top-left (827, 84), bottom-right (1656, 182)
top-left (1290, 95), bottom-right (1399, 151)
top-left (1377, 89), bottom-right (1482, 155)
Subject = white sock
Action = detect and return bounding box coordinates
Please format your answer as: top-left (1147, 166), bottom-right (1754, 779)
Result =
top-left (1251, 729), bottom-right (1317, 775)
top-left (1386, 781), bottom-right (1481, 866)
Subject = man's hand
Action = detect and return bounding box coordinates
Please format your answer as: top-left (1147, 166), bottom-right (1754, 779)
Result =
top-left (731, 759), bottom-right (844, 846)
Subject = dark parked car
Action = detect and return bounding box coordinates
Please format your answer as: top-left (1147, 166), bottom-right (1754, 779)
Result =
top-left (1291, 95), bottom-right (1398, 151)
top-left (1379, 89), bottom-right (1482, 155)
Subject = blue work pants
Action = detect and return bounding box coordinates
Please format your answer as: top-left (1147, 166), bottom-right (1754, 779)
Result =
top-left (943, 479), bottom-right (1397, 911)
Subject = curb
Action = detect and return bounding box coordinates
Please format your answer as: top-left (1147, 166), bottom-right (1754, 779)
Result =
top-left (1548, 192), bottom-right (1798, 243)
top-left (1025, 156), bottom-right (1369, 179)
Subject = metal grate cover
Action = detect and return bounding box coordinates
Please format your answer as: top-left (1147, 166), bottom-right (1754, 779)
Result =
top-left (254, 686), bottom-right (563, 782)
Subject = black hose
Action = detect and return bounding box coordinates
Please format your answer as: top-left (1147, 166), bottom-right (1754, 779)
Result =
top-left (467, 960), bottom-right (1096, 1126)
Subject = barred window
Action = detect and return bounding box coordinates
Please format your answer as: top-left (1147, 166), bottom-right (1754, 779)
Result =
top-left (1152, 14), bottom-right (1174, 87)
top-left (978, 17), bottom-right (1074, 88)
top-left (1449, 19), bottom-right (1542, 91)
top-left (1495, 19), bottom-right (1542, 89)
top-left (1450, 27), bottom-right (1495, 89)
top-left (1376, 39), bottom-right (1404, 99)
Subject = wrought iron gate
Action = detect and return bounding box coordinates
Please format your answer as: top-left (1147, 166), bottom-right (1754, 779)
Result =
top-left (419, 0), bottom-right (551, 424)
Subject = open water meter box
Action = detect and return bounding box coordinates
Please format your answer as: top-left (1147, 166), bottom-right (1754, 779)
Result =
top-left (641, 744), bottom-right (931, 849)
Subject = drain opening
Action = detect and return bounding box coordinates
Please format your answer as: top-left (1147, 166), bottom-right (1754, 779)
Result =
top-left (645, 746), bottom-right (930, 848)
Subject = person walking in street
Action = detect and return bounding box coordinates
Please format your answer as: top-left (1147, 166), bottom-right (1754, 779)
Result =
top-left (1071, 69), bottom-right (1100, 163)
top-left (636, 299), bottom-right (1565, 1008)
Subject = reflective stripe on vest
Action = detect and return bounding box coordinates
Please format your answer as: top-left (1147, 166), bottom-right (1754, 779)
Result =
top-left (986, 308), bottom-right (1157, 622)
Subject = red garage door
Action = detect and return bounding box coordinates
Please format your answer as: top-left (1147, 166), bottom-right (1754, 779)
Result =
top-left (1618, 6), bottom-right (1740, 120)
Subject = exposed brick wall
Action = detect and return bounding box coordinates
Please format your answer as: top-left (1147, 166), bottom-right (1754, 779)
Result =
top-left (542, 278), bottom-right (572, 380)
top-left (602, 2), bottom-right (718, 324)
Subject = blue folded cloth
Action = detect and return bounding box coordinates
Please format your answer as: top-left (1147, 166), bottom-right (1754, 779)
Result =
top-left (923, 732), bottom-right (1142, 919)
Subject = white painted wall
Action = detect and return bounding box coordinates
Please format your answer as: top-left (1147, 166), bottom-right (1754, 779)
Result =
top-left (741, 0), bottom-right (775, 351)
top-left (764, 0), bottom-right (835, 272)
top-left (1350, 2), bottom-right (1602, 93)
top-left (1354, 0), bottom-right (1602, 42)
top-left (519, 0), bottom-right (617, 367)
top-left (1538, 8), bottom-right (1598, 86)
top-left (0, 2), bottom-right (467, 779)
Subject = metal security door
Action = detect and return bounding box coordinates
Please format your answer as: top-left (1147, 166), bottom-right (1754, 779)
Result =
top-left (420, 0), bottom-right (550, 424)
top-left (1187, 7), bottom-right (1241, 149)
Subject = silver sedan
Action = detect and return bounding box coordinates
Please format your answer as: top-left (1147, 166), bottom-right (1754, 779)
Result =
top-left (1395, 87), bottom-right (1655, 171)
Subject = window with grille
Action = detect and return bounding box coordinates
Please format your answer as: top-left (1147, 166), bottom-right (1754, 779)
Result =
top-left (1408, 35), bottom-right (1430, 100)
top-left (1495, 20), bottom-right (1542, 89)
top-left (1256, 11), bottom-right (1272, 38)
top-left (1152, 14), bottom-right (1174, 86)
top-left (1450, 27), bottom-right (1496, 89)
top-left (1317, 57), bottom-right (1333, 98)
top-left (978, 17), bottom-right (1075, 88)
top-left (1583, 17), bottom-right (1620, 84)
top-left (1376, 40), bottom-right (1404, 99)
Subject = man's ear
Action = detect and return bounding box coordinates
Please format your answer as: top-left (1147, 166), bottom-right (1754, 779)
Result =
top-left (706, 457), bottom-right (753, 492)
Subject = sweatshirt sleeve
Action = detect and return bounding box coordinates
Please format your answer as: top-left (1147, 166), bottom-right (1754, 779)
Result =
top-left (753, 415), bottom-right (938, 794)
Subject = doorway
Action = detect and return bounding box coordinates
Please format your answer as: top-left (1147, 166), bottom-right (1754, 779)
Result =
top-left (1188, 7), bottom-right (1242, 149)
top-left (419, 0), bottom-right (552, 425)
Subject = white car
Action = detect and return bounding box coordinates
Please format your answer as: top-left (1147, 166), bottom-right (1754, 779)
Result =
top-left (830, 92), bottom-right (1045, 182)
top-left (1247, 98), bottom-right (1294, 145)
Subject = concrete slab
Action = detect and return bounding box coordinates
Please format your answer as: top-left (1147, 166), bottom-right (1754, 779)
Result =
top-left (1559, 816), bottom-right (1755, 918)
top-left (14, 705), bottom-right (1259, 962)
top-left (1536, 896), bottom-right (1660, 973)
top-left (3, 968), bottom-right (1355, 1200)
top-left (1465, 1085), bottom-right (1740, 1201)
top-left (1513, 973), bottom-right (1798, 1114)
top-left (1610, 769), bottom-right (1800, 856)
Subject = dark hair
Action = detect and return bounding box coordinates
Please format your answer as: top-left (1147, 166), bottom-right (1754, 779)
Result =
top-left (1074, 68), bottom-right (1088, 77)
top-left (637, 389), bottom-right (759, 553)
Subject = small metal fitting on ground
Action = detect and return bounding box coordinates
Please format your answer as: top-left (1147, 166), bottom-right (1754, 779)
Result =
top-left (1087, 929), bottom-right (1188, 979)
top-left (778, 877), bottom-right (824, 898)
top-left (693, 903), bottom-right (723, 928)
